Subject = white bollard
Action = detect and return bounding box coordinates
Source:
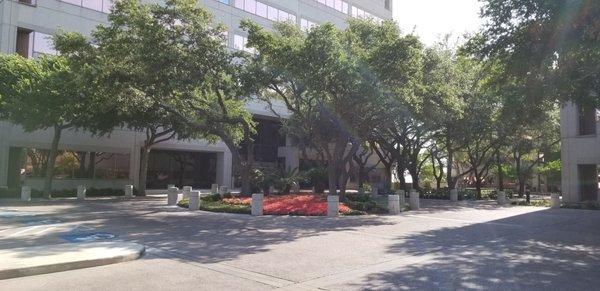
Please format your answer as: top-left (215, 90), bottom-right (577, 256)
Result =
top-left (252, 193), bottom-right (264, 216)
top-left (21, 186), bottom-right (31, 202)
top-left (211, 184), bottom-right (219, 194)
top-left (551, 193), bottom-right (561, 209)
top-left (188, 191), bottom-right (200, 211)
top-left (409, 190), bottom-right (420, 210)
top-left (291, 182), bottom-right (300, 194)
top-left (396, 190), bottom-right (406, 211)
top-left (124, 185), bottom-right (134, 198)
top-left (167, 186), bottom-right (179, 205)
top-left (218, 186), bottom-right (229, 196)
top-left (497, 191), bottom-right (506, 205)
top-left (182, 186), bottom-right (192, 200)
top-left (77, 185), bottom-right (86, 200)
top-left (388, 194), bottom-right (401, 215)
top-left (450, 189), bottom-right (458, 202)
top-left (327, 195), bottom-right (339, 217)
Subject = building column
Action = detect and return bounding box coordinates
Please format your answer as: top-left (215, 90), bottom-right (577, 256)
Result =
top-left (216, 150), bottom-right (232, 188)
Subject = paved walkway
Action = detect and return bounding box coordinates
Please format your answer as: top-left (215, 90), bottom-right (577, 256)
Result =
top-left (1, 198), bottom-right (599, 290)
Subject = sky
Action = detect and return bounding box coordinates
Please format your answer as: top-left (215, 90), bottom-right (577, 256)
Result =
top-left (393, 0), bottom-right (484, 46)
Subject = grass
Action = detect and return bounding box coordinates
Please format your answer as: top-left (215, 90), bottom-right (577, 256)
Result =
top-left (510, 199), bottom-right (552, 207)
top-left (177, 198), bottom-right (251, 214)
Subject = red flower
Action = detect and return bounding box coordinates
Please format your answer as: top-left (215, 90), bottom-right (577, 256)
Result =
top-left (223, 194), bottom-right (351, 216)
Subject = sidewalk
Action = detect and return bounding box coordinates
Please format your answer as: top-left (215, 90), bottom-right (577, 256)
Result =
top-left (0, 241), bottom-right (145, 280)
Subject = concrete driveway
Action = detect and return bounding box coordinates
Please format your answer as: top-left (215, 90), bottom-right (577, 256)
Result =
top-left (1, 197), bottom-right (599, 290)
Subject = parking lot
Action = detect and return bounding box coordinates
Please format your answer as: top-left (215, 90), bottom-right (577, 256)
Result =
top-left (1, 197), bottom-right (599, 290)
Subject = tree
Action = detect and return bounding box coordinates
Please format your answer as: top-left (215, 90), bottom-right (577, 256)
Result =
top-left (0, 54), bottom-right (109, 197)
top-left (243, 19), bottom-right (421, 198)
top-left (55, 0), bottom-right (246, 195)
top-left (471, 0), bottom-right (600, 108)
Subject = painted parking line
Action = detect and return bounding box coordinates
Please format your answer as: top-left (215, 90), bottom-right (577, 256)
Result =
top-left (6, 225), bottom-right (47, 237)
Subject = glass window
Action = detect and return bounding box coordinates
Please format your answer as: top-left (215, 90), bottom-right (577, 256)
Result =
top-left (256, 1), bottom-right (267, 18)
top-left (219, 0), bottom-right (230, 4)
top-left (267, 6), bottom-right (278, 21)
top-left (102, 0), bottom-right (112, 12)
top-left (334, 0), bottom-right (342, 11)
top-left (244, 0), bottom-right (256, 14)
top-left (342, 2), bottom-right (348, 14)
top-left (234, 0), bottom-right (244, 9)
top-left (82, 0), bottom-right (102, 11)
top-left (33, 32), bottom-right (57, 56)
top-left (278, 10), bottom-right (288, 22)
top-left (234, 34), bottom-right (245, 50)
top-left (326, 0), bottom-right (334, 7)
top-left (288, 14), bottom-right (296, 23)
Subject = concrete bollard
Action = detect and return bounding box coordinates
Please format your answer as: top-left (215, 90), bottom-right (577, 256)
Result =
top-left (218, 186), bottom-right (229, 196)
top-left (409, 190), bottom-right (420, 210)
top-left (551, 193), bottom-right (561, 209)
top-left (396, 190), bottom-right (406, 211)
top-left (77, 185), bottom-right (86, 200)
top-left (497, 191), bottom-right (506, 205)
top-left (167, 186), bottom-right (179, 205)
top-left (450, 189), bottom-right (458, 202)
top-left (182, 186), bottom-right (192, 200)
top-left (388, 195), bottom-right (401, 215)
top-left (327, 195), bottom-right (339, 217)
top-left (188, 191), bottom-right (200, 211)
top-left (251, 193), bottom-right (264, 216)
top-left (21, 186), bottom-right (31, 202)
top-left (211, 184), bottom-right (219, 194)
top-left (124, 185), bottom-right (134, 198)
top-left (291, 182), bottom-right (300, 194)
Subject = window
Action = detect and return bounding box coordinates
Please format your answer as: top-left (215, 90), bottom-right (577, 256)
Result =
top-left (314, 0), bottom-right (348, 14)
top-left (244, 0), bottom-right (256, 14)
top-left (256, 2), bottom-right (267, 18)
top-left (267, 6), bottom-right (278, 21)
top-left (384, 0), bottom-right (390, 10)
top-left (578, 105), bottom-right (598, 135)
top-left (234, 0), bottom-right (244, 9)
top-left (218, 0), bottom-right (230, 4)
top-left (233, 34), bottom-right (255, 53)
top-left (33, 32), bottom-right (58, 57)
top-left (301, 18), bottom-right (318, 31)
top-left (82, 0), bottom-right (103, 13)
top-left (60, 0), bottom-right (112, 13)
top-left (18, 0), bottom-right (36, 5)
top-left (351, 5), bottom-right (383, 23)
top-left (233, 0), bottom-right (296, 23)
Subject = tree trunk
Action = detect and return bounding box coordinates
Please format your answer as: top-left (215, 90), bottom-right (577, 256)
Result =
top-left (240, 140), bottom-right (254, 195)
top-left (138, 145), bottom-right (151, 196)
top-left (408, 166), bottom-right (420, 192)
top-left (475, 176), bottom-right (482, 200)
top-left (327, 158), bottom-right (338, 196)
top-left (515, 155), bottom-right (523, 197)
top-left (496, 149), bottom-right (504, 191)
top-left (446, 147), bottom-right (455, 189)
top-left (43, 125), bottom-right (63, 198)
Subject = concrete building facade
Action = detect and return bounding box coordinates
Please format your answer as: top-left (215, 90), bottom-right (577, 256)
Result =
top-left (0, 0), bottom-right (392, 193)
top-left (560, 102), bottom-right (600, 203)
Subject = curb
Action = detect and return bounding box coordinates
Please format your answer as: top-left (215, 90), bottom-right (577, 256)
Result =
top-left (0, 241), bottom-right (145, 280)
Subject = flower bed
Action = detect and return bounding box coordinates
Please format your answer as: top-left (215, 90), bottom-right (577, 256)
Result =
top-left (223, 194), bottom-right (352, 216)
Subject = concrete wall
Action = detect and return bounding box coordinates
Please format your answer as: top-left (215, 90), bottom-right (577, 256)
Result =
top-left (560, 102), bottom-right (600, 202)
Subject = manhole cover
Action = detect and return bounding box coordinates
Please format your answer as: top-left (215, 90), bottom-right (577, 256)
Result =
top-left (61, 232), bottom-right (117, 243)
